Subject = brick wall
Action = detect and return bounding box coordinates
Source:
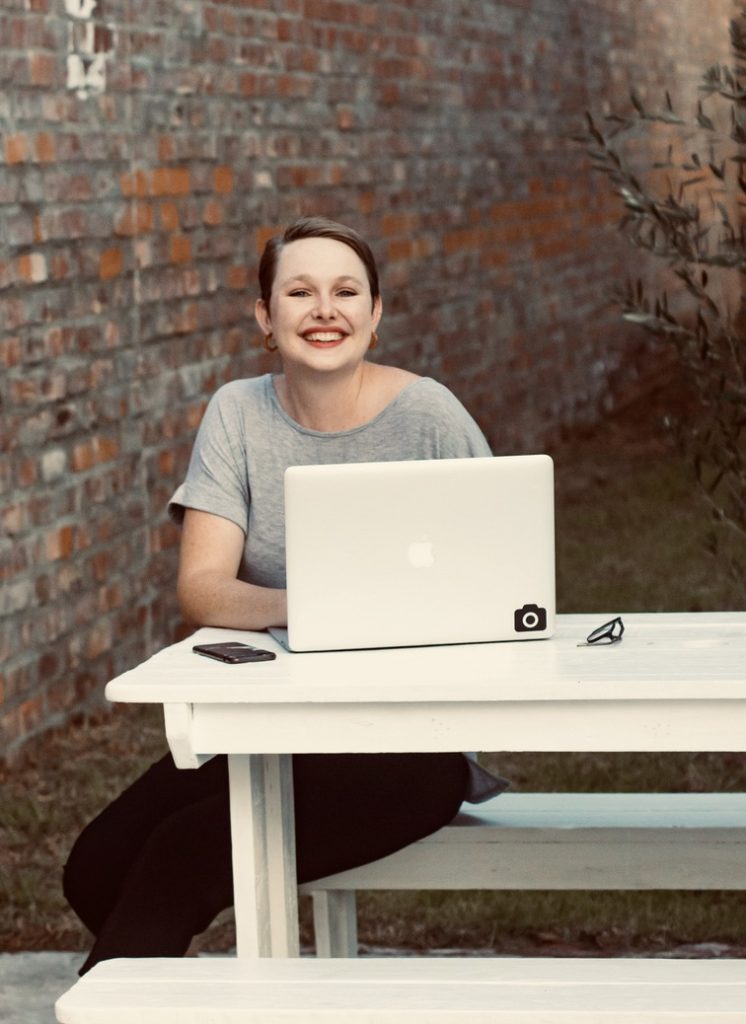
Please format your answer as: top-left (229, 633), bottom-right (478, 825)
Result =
top-left (1, 0), bottom-right (739, 757)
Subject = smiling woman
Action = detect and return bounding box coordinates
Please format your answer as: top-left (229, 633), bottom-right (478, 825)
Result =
top-left (256, 234), bottom-right (384, 423)
top-left (254, 220), bottom-right (410, 433)
top-left (62, 215), bottom-right (506, 977)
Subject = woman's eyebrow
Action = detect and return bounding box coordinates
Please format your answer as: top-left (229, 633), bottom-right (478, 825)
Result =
top-left (279, 274), bottom-right (365, 288)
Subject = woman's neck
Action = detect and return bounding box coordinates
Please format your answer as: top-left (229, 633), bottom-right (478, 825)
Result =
top-left (274, 362), bottom-right (373, 432)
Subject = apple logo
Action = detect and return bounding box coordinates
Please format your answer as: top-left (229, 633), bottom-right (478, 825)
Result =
top-left (407, 537), bottom-right (435, 568)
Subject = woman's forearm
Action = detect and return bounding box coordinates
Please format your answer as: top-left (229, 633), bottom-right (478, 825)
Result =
top-left (177, 570), bottom-right (287, 631)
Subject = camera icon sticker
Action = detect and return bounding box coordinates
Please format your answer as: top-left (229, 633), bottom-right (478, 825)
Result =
top-left (514, 603), bottom-right (547, 632)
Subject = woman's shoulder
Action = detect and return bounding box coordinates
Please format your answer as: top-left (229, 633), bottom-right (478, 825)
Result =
top-left (372, 367), bottom-right (460, 411)
top-left (368, 363), bottom-right (421, 404)
top-left (206, 374), bottom-right (273, 415)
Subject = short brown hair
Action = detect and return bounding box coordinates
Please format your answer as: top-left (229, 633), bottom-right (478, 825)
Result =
top-left (258, 216), bottom-right (380, 308)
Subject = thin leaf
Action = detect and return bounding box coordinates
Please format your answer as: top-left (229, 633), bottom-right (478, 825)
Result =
top-left (630, 88), bottom-right (646, 116)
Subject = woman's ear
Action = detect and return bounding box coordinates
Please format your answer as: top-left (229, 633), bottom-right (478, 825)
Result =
top-left (372, 294), bottom-right (383, 331)
top-left (254, 297), bottom-right (271, 335)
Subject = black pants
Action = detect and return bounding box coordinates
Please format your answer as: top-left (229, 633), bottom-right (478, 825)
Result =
top-left (64, 751), bottom-right (469, 974)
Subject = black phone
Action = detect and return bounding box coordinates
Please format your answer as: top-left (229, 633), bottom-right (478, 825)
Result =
top-left (192, 641), bottom-right (276, 664)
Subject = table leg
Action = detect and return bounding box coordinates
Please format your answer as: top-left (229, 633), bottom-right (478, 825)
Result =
top-left (227, 753), bottom-right (300, 958)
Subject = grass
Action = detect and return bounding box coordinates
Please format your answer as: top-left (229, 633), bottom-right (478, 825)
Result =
top-left (554, 454), bottom-right (741, 614)
top-left (1, 384), bottom-right (745, 955)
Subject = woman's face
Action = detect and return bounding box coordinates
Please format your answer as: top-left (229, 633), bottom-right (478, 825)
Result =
top-left (255, 236), bottom-right (382, 376)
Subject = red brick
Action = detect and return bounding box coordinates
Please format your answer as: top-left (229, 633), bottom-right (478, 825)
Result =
top-left (4, 133), bottom-right (29, 165)
top-left (202, 199), bottom-right (223, 226)
top-left (35, 132), bottom-right (56, 163)
top-left (72, 441), bottom-right (94, 472)
top-left (17, 459), bottom-right (38, 488)
top-left (120, 169), bottom-right (149, 199)
top-left (115, 203), bottom-right (154, 236)
top-left (86, 621), bottom-right (112, 659)
top-left (255, 224), bottom-right (277, 253)
top-left (213, 166), bottom-right (234, 194)
top-left (45, 525), bottom-right (75, 561)
top-left (169, 235), bottom-right (191, 264)
top-left (19, 696), bottom-right (44, 736)
top-left (94, 436), bottom-right (120, 463)
top-left (158, 135), bottom-right (176, 161)
top-left (158, 202), bottom-right (180, 231)
top-left (227, 265), bottom-right (248, 289)
top-left (17, 252), bottom-right (47, 283)
top-left (99, 247), bottom-right (123, 280)
top-left (239, 73), bottom-right (258, 96)
top-left (151, 167), bottom-right (191, 197)
top-left (0, 337), bottom-right (22, 368)
top-left (29, 52), bottom-right (56, 86)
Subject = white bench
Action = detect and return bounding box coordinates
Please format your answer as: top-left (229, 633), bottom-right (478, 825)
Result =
top-left (55, 956), bottom-right (746, 1022)
top-left (300, 792), bottom-right (746, 956)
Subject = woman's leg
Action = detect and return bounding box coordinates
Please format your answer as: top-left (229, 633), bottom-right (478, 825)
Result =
top-left (66, 750), bottom-right (468, 973)
top-left (63, 753), bottom-right (229, 936)
top-left (76, 784), bottom-right (233, 973)
top-left (293, 752), bottom-right (469, 883)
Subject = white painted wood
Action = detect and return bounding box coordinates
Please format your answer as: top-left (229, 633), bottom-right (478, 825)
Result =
top-left (312, 890), bottom-right (358, 957)
top-left (55, 956), bottom-right (746, 1023)
top-left (227, 754), bottom-right (299, 958)
top-left (302, 792), bottom-right (746, 891)
top-left (99, 614), bottom-right (746, 983)
top-left (263, 753), bottom-right (299, 957)
top-left (162, 704), bottom-right (202, 770)
top-left (106, 614), bottom-right (746, 708)
top-left (226, 755), bottom-right (268, 958)
top-left (184, 697), bottom-right (746, 754)
top-left (302, 792), bottom-right (746, 955)
top-left (106, 615), bottom-right (746, 759)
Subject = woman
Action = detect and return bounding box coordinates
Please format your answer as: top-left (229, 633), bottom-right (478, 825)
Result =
top-left (63, 216), bottom-right (505, 973)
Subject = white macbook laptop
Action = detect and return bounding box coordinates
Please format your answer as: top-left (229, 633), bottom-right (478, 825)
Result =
top-left (269, 455), bottom-right (555, 653)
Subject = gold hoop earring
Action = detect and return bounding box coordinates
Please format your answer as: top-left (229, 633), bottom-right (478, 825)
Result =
top-left (369, 331), bottom-right (378, 350)
top-left (263, 332), bottom-right (277, 352)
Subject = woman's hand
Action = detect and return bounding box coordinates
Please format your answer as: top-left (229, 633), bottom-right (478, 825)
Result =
top-left (177, 509), bottom-right (287, 629)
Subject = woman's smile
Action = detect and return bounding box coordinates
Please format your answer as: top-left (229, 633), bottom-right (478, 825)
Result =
top-left (301, 329), bottom-right (349, 348)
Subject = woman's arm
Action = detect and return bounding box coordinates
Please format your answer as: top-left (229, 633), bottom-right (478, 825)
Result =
top-left (176, 508), bottom-right (287, 629)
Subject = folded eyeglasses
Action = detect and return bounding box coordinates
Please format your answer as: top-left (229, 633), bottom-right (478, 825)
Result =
top-left (578, 616), bottom-right (625, 647)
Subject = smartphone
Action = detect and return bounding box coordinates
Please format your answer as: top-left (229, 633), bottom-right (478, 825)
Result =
top-left (192, 641), bottom-right (276, 664)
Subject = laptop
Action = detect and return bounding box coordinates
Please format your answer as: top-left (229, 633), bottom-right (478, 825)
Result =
top-left (269, 455), bottom-right (555, 653)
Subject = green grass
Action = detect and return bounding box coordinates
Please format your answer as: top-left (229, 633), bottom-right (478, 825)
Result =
top-left (554, 451), bottom-right (742, 614)
top-left (2, 424), bottom-right (744, 955)
top-left (348, 889), bottom-right (746, 954)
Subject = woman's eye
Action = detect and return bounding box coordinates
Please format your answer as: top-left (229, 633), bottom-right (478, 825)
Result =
top-left (338, 289), bottom-right (357, 297)
top-left (288, 289), bottom-right (311, 297)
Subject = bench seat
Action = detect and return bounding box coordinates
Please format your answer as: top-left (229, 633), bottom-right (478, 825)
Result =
top-left (55, 956), bottom-right (746, 1023)
top-left (300, 792), bottom-right (746, 956)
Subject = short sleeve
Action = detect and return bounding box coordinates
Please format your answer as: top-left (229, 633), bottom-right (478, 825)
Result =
top-left (435, 389), bottom-right (492, 459)
top-left (167, 386), bottom-right (249, 533)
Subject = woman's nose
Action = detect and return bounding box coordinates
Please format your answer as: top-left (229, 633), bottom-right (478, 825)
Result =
top-left (313, 293), bottom-right (337, 319)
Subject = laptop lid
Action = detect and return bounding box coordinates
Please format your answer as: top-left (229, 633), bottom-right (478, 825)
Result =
top-left (280, 455), bottom-right (555, 652)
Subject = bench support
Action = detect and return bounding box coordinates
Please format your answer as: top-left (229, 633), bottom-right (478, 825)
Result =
top-left (312, 890), bottom-right (358, 957)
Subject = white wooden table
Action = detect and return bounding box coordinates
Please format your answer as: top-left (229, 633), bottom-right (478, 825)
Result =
top-left (104, 612), bottom-right (746, 960)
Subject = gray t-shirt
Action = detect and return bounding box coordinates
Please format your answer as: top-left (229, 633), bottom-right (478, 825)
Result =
top-left (169, 373), bottom-right (508, 803)
top-left (169, 374), bottom-right (492, 589)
